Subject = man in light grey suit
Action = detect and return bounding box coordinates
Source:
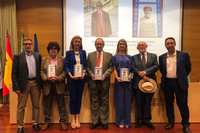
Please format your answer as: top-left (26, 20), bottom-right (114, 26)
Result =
top-left (87, 38), bottom-right (113, 129)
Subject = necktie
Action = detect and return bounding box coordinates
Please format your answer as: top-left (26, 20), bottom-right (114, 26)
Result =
top-left (142, 53), bottom-right (146, 69)
top-left (97, 52), bottom-right (101, 67)
top-left (99, 12), bottom-right (103, 30)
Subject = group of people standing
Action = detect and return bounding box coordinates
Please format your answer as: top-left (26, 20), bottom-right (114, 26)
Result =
top-left (12, 36), bottom-right (191, 133)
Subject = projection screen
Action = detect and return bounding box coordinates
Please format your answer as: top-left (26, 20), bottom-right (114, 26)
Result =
top-left (63, 0), bottom-right (183, 56)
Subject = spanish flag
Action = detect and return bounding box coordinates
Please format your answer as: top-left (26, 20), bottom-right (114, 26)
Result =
top-left (3, 33), bottom-right (13, 96)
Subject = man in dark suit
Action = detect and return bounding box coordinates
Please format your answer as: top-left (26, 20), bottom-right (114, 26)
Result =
top-left (159, 37), bottom-right (191, 133)
top-left (131, 41), bottom-right (159, 129)
top-left (12, 37), bottom-right (42, 133)
top-left (91, 1), bottom-right (112, 37)
top-left (40, 42), bottom-right (67, 131)
top-left (87, 38), bottom-right (113, 129)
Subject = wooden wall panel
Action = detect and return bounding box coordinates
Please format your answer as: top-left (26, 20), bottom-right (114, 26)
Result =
top-left (16, 0), bottom-right (63, 57)
top-left (183, 0), bottom-right (200, 82)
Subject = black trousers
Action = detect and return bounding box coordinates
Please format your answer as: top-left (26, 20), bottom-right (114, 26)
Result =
top-left (43, 83), bottom-right (66, 124)
top-left (134, 89), bottom-right (154, 124)
top-left (163, 78), bottom-right (190, 127)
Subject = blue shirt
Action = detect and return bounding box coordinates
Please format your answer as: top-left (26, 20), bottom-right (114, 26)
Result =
top-left (25, 51), bottom-right (36, 78)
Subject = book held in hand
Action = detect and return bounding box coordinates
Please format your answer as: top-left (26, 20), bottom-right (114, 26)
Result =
top-left (74, 64), bottom-right (83, 77)
top-left (47, 65), bottom-right (57, 77)
top-left (94, 67), bottom-right (103, 80)
top-left (120, 68), bottom-right (129, 81)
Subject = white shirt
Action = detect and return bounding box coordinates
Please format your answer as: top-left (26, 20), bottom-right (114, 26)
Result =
top-left (74, 51), bottom-right (80, 64)
top-left (25, 51), bottom-right (36, 78)
top-left (166, 50), bottom-right (177, 78)
top-left (98, 11), bottom-right (102, 18)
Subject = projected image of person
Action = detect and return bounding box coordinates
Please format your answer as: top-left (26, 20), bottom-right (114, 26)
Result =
top-left (91, 1), bottom-right (112, 37)
top-left (140, 6), bottom-right (153, 23)
top-left (139, 6), bottom-right (156, 37)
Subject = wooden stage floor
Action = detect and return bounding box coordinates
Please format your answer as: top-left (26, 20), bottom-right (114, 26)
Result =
top-left (0, 105), bottom-right (200, 133)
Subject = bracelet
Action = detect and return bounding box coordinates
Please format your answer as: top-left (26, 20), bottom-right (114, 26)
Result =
top-left (142, 75), bottom-right (145, 78)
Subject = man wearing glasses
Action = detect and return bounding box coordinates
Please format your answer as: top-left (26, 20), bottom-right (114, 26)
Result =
top-left (40, 41), bottom-right (67, 131)
top-left (12, 37), bottom-right (42, 133)
top-left (91, 1), bottom-right (112, 37)
top-left (159, 37), bottom-right (192, 133)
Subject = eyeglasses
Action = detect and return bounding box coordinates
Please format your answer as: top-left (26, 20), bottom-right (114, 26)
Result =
top-left (119, 43), bottom-right (125, 45)
top-left (165, 42), bottom-right (174, 45)
top-left (50, 48), bottom-right (57, 50)
top-left (23, 43), bottom-right (32, 46)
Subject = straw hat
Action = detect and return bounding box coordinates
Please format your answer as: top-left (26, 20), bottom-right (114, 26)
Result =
top-left (138, 78), bottom-right (157, 93)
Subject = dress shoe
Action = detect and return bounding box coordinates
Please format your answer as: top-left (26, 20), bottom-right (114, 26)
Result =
top-left (41, 123), bottom-right (50, 131)
top-left (61, 123), bottom-right (67, 130)
top-left (102, 124), bottom-right (108, 129)
top-left (90, 124), bottom-right (99, 129)
top-left (136, 121), bottom-right (143, 128)
top-left (165, 122), bottom-right (174, 130)
top-left (183, 127), bottom-right (192, 133)
top-left (17, 128), bottom-right (23, 133)
top-left (144, 122), bottom-right (155, 130)
top-left (33, 124), bottom-right (40, 131)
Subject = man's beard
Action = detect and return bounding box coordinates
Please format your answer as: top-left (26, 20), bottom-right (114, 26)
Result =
top-left (139, 49), bottom-right (146, 53)
top-left (25, 48), bottom-right (32, 52)
top-left (145, 14), bottom-right (151, 19)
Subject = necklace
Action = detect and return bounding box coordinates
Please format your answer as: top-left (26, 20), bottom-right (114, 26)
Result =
top-left (74, 51), bottom-right (79, 55)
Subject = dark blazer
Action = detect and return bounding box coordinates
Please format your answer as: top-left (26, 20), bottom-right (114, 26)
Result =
top-left (12, 51), bottom-right (42, 93)
top-left (159, 50), bottom-right (191, 90)
top-left (131, 52), bottom-right (159, 89)
top-left (65, 49), bottom-right (87, 79)
top-left (87, 51), bottom-right (113, 90)
top-left (40, 55), bottom-right (66, 95)
top-left (91, 11), bottom-right (112, 37)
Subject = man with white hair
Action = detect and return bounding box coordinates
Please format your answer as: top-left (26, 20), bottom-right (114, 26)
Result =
top-left (139, 6), bottom-right (156, 37)
top-left (131, 41), bottom-right (159, 130)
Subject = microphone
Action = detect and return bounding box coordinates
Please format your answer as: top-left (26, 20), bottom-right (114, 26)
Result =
top-left (190, 71), bottom-right (199, 82)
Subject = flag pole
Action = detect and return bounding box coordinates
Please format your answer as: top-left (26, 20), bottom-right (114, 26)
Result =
top-left (21, 29), bottom-right (24, 52)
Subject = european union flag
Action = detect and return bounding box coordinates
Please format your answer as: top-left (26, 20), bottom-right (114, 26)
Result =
top-left (34, 33), bottom-right (39, 53)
